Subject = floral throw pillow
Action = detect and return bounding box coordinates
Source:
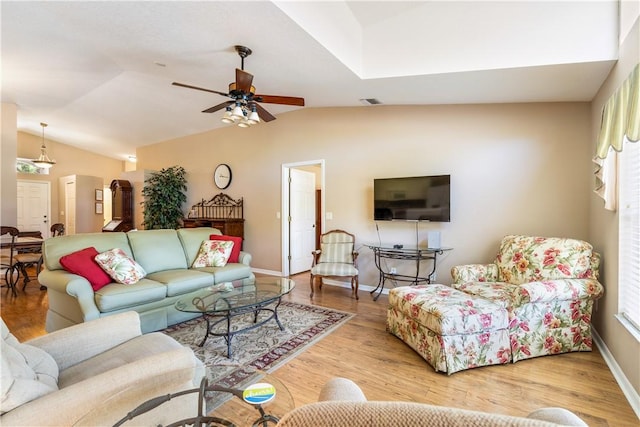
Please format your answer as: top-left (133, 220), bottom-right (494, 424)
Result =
top-left (94, 248), bottom-right (146, 285)
top-left (192, 240), bottom-right (234, 268)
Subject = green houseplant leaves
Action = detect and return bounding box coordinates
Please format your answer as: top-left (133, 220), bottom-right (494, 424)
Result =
top-left (141, 166), bottom-right (187, 229)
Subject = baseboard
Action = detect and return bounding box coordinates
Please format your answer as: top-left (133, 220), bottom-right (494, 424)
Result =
top-left (320, 279), bottom-right (387, 295)
top-left (592, 328), bottom-right (640, 419)
top-left (252, 270), bottom-right (388, 295)
top-left (251, 268), bottom-right (282, 276)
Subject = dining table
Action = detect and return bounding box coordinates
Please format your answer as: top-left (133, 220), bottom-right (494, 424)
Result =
top-left (1, 231), bottom-right (44, 295)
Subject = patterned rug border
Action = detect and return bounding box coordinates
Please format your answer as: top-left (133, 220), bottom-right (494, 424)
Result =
top-left (165, 301), bottom-right (355, 391)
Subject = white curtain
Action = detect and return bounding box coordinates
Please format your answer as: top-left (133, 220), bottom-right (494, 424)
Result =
top-left (593, 63), bottom-right (640, 211)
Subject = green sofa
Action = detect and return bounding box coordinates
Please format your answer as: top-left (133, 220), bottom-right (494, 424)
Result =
top-left (39, 227), bottom-right (254, 333)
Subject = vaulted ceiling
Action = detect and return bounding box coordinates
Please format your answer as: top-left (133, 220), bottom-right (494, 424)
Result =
top-left (1, 1), bottom-right (619, 160)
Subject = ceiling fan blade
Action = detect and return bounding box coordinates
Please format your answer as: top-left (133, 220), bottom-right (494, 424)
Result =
top-left (254, 94), bottom-right (305, 106)
top-left (235, 69), bottom-right (254, 94)
top-left (253, 103), bottom-right (276, 122)
top-left (172, 82), bottom-right (230, 97)
top-left (202, 100), bottom-right (233, 114)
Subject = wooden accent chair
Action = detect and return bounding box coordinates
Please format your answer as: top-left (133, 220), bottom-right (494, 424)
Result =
top-left (310, 229), bottom-right (359, 300)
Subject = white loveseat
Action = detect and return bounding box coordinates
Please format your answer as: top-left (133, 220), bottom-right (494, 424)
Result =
top-left (1, 311), bottom-right (205, 426)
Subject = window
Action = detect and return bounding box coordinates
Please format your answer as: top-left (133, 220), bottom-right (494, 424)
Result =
top-left (16, 158), bottom-right (49, 175)
top-left (618, 138), bottom-right (640, 340)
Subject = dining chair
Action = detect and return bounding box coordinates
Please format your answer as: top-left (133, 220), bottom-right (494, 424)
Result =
top-left (310, 229), bottom-right (359, 300)
top-left (1, 226), bottom-right (20, 296)
top-left (13, 229), bottom-right (44, 291)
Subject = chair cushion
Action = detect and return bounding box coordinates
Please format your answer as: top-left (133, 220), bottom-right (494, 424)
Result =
top-left (311, 263), bottom-right (358, 277)
top-left (59, 247), bottom-right (112, 291)
top-left (191, 240), bottom-right (233, 268)
top-left (42, 232), bottom-right (130, 272)
top-left (146, 269), bottom-right (214, 297)
top-left (1, 320), bottom-right (58, 414)
top-left (210, 234), bottom-right (242, 263)
top-left (388, 284), bottom-right (509, 335)
top-left (193, 263), bottom-right (253, 284)
top-left (93, 279), bottom-right (167, 313)
top-left (95, 248), bottom-right (147, 285)
top-left (57, 332), bottom-right (183, 388)
top-left (496, 235), bottom-right (595, 285)
top-left (318, 242), bottom-right (354, 264)
top-left (126, 229), bottom-right (188, 274)
top-left (177, 227), bottom-right (222, 266)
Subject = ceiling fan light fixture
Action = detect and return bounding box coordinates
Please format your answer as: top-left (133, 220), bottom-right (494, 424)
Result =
top-left (32, 122), bottom-right (56, 169)
top-left (246, 115), bottom-right (259, 126)
top-left (247, 106), bottom-right (260, 125)
top-left (231, 103), bottom-right (244, 120)
top-left (221, 107), bottom-right (235, 124)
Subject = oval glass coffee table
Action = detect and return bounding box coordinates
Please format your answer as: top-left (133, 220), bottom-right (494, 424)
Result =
top-left (175, 277), bottom-right (295, 357)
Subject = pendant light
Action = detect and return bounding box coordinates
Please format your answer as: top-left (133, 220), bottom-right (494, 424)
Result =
top-left (32, 123), bottom-right (56, 169)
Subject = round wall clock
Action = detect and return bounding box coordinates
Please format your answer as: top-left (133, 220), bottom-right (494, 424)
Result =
top-left (214, 163), bottom-right (232, 189)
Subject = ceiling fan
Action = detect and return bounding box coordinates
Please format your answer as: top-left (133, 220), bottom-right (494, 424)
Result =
top-left (172, 45), bottom-right (305, 126)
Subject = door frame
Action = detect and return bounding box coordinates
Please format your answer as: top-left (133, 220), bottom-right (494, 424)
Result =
top-left (17, 179), bottom-right (52, 238)
top-left (281, 159), bottom-right (325, 277)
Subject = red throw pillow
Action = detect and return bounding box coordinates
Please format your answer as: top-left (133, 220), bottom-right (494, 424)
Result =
top-left (209, 234), bottom-right (243, 263)
top-left (59, 247), bottom-right (112, 291)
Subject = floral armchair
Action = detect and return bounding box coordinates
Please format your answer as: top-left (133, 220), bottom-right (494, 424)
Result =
top-left (451, 235), bottom-right (604, 362)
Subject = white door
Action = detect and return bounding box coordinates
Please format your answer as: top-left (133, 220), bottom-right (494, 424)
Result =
top-left (17, 180), bottom-right (50, 237)
top-left (289, 168), bottom-right (316, 274)
top-left (65, 181), bottom-right (77, 235)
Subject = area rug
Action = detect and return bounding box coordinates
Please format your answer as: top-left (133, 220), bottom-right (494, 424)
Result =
top-left (164, 301), bottom-right (354, 411)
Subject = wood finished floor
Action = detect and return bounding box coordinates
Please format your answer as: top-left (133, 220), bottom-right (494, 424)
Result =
top-left (1, 272), bottom-right (637, 426)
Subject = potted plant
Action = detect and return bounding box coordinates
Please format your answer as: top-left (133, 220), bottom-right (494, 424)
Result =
top-left (141, 165), bottom-right (187, 229)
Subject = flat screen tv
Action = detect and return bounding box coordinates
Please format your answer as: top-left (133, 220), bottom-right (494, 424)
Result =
top-left (374, 175), bottom-right (450, 222)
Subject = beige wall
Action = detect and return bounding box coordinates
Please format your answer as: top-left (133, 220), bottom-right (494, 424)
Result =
top-left (138, 102), bottom-right (593, 286)
top-left (16, 131), bottom-right (124, 231)
top-left (58, 175), bottom-right (105, 234)
top-left (589, 18), bottom-right (640, 398)
top-left (1, 104), bottom-right (18, 226)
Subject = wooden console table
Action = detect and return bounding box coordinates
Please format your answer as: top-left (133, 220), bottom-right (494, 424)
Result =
top-left (182, 193), bottom-right (244, 241)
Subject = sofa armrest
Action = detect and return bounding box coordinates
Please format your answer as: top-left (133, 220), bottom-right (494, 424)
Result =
top-left (238, 251), bottom-right (252, 266)
top-left (38, 269), bottom-right (102, 322)
top-left (26, 312), bottom-right (142, 371)
top-left (0, 347), bottom-right (197, 426)
top-left (518, 279), bottom-right (604, 303)
top-left (451, 263), bottom-right (499, 283)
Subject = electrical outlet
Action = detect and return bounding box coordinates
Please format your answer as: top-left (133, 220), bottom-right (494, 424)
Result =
top-left (390, 267), bottom-right (397, 275)
top-left (431, 272), bottom-right (437, 281)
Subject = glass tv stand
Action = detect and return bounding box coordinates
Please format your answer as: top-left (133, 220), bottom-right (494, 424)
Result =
top-left (366, 244), bottom-right (452, 301)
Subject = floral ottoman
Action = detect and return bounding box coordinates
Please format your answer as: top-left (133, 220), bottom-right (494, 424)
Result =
top-left (387, 284), bottom-right (511, 374)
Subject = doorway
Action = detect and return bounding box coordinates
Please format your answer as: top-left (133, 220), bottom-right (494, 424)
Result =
top-left (281, 160), bottom-right (325, 277)
top-left (16, 180), bottom-right (51, 237)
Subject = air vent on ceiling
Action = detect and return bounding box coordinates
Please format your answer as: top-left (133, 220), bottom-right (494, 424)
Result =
top-left (359, 98), bottom-right (382, 105)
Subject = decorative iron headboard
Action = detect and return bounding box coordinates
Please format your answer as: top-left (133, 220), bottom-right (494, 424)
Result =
top-left (188, 193), bottom-right (243, 219)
